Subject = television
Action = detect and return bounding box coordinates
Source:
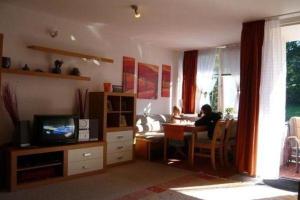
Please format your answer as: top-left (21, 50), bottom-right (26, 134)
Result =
top-left (34, 115), bottom-right (79, 145)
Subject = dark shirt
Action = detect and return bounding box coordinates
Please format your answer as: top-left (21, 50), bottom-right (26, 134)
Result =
top-left (194, 112), bottom-right (221, 140)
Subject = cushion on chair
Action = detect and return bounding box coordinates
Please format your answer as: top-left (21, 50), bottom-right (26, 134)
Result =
top-left (290, 117), bottom-right (300, 139)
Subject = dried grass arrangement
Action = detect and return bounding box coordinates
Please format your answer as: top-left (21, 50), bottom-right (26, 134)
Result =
top-left (76, 88), bottom-right (88, 119)
top-left (2, 83), bottom-right (19, 127)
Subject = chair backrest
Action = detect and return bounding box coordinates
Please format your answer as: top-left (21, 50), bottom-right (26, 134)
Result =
top-left (211, 120), bottom-right (226, 144)
top-left (289, 117), bottom-right (300, 138)
top-left (163, 124), bottom-right (185, 141)
top-left (225, 120), bottom-right (238, 144)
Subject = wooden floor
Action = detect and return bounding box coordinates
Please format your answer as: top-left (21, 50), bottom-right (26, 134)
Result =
top-left (0, 160), bottom-right (297, 200)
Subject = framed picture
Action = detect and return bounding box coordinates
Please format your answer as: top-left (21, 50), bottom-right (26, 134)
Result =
top-left (137, 63), bottom-right (159, 99)
top-left (161, 64), bottom-right (171, 97)
top-left (122, 56), bottom-right (135, 93)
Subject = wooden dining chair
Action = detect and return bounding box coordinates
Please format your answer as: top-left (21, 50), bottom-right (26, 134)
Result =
top-left (224, 119), bottom-right (238, 167)
top-left (194, 120), bottom-right (226, 170)
top-left (163, 124), bottom-right (185, 161)
top-left (286, 117), bottom-right (300, 173)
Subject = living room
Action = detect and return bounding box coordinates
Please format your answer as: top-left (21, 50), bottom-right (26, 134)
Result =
top-left (1, 0), bottom-right (300, 199)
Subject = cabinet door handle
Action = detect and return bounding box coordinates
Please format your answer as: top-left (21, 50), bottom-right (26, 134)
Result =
top-left (83, 153), bottom-right (92, 157)
top-left (82, 166), bottom-right (88, 169)
top-left (117, 136), bottom-right (124, 139)
top-left (117, 146), bottom-right (124, 150)
top-left (117, 156), bottom-right (123, 160)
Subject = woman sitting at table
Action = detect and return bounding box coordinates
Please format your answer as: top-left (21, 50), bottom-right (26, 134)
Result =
top-left (195, 104), bottom-right (221, 140)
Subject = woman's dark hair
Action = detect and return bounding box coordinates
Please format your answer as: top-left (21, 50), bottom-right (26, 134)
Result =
top-left (201, 104), bottom-right (212, 115)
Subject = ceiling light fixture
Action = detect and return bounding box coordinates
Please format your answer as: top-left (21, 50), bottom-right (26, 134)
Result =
top-left (131, 5), bottom-right (141, 18)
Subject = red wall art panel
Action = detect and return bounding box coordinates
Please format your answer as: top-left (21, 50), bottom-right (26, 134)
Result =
top-left (161, 64), bottom-right (171, 97)
top-left (137, 63), bottom-right (159, 99)
top-left (122, 56), bottom-right (135, 93)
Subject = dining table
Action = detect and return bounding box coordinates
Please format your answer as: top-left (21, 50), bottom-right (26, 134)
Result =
top-left (162, 122), bottom-right (208, 166)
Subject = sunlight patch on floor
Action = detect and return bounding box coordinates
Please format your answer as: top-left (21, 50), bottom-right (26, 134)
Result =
top-left (171, 182), bottom-right (297, 200)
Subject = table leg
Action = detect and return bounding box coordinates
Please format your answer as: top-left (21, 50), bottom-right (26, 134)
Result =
top-left (189, 132), bottom-right (195, 166)
top-left (164, 137), bottom-right (167, 162)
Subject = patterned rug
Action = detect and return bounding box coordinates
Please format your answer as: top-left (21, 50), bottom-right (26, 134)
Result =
top-left (280, 163), bottom-right (300, 180)
top-left (116, 171), bottom-right (297, 200)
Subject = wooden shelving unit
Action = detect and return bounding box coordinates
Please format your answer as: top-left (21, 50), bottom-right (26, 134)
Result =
top-left (28, 45), bottom-right (114, 63)
top-left (89, 92), bottom-right (136, 166)
top-left (7, 142), bottom-right (105, 191)
top-left (1, 68), bottom-right (91, 81)
top-left (0, 33), bottom-right (3, 88)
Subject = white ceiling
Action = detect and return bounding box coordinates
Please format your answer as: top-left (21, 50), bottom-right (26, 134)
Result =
top-left (2, 0), bottom-right (300, 50)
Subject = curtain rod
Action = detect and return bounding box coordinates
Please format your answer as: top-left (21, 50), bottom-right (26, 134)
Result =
top-left (265, 10), bottom-right (300, 20)
top-left (197, 43), bottom-right (240, 51)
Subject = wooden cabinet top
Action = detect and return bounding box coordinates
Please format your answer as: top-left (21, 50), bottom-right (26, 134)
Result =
top-left (8, 141), bottom-right (105, 156)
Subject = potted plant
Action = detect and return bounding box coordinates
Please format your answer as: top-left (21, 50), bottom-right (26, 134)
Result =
top-left (224, 107), bottom-right (234, 120)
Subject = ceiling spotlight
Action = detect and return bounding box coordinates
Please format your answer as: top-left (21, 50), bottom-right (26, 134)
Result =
top-left (131, 5), bottom-right (141, 18)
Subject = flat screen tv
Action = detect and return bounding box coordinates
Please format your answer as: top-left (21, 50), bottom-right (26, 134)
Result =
top-left (34, 115), bottom-right (79, 145)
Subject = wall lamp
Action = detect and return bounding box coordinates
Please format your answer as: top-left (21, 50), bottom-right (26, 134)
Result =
top-left (131, 5), bottom-right (141, 18)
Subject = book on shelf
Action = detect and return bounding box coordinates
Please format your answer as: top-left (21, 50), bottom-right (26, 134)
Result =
top-left (120, 115), bottom-right (127, 127)
top-left (107, 100), bottom-right (113, 111)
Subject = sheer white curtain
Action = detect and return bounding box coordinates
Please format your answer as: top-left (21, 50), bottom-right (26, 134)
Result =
top-left (175, 52), bottom-right (184, 109)
top-left (195, 49), bottom-right (217, 113)
top-left (220, 46), bottom-right (240, 114)
top-left (256, 20), bottom-right (286, 179)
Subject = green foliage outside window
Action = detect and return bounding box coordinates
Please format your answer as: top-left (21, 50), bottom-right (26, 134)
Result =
top-left (286, 41), bottom-right (300, 120)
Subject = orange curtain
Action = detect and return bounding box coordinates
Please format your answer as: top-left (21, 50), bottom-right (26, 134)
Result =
top-left (182, 50), bottom-right (198, 114)
top-left (235, 20), bottom-right (265, 176)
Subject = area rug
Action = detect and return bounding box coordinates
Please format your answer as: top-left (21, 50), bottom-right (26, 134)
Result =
top-left (115, 172), bottom-right (231, 200)
top-left (156, 156), bottom-right (238, 178)
top-left (280, 163), bottom-right (300, 180)
top-left (116, 172), bottom-right (297, 200)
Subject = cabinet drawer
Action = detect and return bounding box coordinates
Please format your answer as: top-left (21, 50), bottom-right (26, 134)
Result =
top-left (107, 151), bottom-right (132, 165)
top-left (106, 131), bottom-right (133, 142)
top-left (68, 158), bottom-right (103, 176)
top-left (107, 140), bottom-right (133, 154)
top-left (68, 146), bottom-right (103, 162)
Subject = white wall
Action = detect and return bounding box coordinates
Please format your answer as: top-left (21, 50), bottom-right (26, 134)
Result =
top-left (0, 3), bottom-right (179, 144)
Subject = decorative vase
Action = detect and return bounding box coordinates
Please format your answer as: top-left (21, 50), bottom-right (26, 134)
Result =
top-left (1, 57), bottom-right (11, 68)
top-left (224, 113), bottom-right (233, 120)
top-left (70, 67), bottom-right (80, 76)
top-left (103, 82), bottom-right (112, 92)
top-left (52, 60), bottom-right (63, 74)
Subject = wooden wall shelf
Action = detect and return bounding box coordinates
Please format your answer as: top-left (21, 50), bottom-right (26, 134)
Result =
top-left (1, 68), bottom-right (91, 81)
top-left (28, 45), bottom-right (114, 63)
